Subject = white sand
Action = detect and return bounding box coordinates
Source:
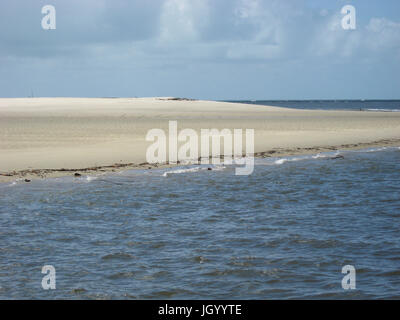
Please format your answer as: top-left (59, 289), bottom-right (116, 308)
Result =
top-left (1, 97), bottom-right (400, 181)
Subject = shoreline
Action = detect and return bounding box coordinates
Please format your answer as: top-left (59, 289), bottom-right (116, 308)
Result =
top-left (1, 138), bottom-right (399, 183)
top-left (1, 97), bottom-right (400, 183)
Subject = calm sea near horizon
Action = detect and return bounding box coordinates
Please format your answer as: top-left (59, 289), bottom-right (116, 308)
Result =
top-left (225, 99), bottom-right (400, 112)
top-left (1, 100), bottom-right (400, 299)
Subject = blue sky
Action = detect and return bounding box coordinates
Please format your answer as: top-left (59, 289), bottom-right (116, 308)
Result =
top-left (0, 0), bottom-right (399, 100)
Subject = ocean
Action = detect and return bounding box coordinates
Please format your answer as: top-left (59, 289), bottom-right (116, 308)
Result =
top-left (1, 101), bottom-right (400, 299)
top-left (226, 100), bottom-right (400, 112)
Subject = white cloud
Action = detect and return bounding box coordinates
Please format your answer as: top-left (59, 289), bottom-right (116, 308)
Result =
top-left (310, 12), bottom-right (361, 57)
top-left (1, 0), bottom-right (400, 98)
top-left (365, 18), bottom-right (400, 51)
top-left (158, 0), bottom-right (210, 43)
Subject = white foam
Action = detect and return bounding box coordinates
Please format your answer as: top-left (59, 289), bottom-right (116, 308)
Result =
top-left (312, 153), bottom-right (329, 159)
top-left (356, 146), bottom-right (387, 153)
top-left (256, 151), bottom-right (343, 166)
top-left (274, 157), bottom-right (305, 165)
top-left (261, 145), bottom-right (397, 167)
top-left (274, 158), bottom-right (287, 165)
top-left (211, 165), bottom-right (227, 171)
top-left (162, 165), bottom-right (227, 177)
top-left (163, 167), bottom-right (201, 177)
top-left (366, 108), bottom-right (400, 112)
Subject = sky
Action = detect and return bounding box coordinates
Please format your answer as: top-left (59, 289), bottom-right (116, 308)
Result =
top-left (0, 0), bottom-right (399, 100)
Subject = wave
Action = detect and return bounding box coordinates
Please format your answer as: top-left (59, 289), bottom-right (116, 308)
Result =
top-left (273, 155), bottom-right (330, 165)
top-left (162, 165), bottom-right (226, 177)
top-left (256, 152), bottom-right (340, 166)
top-left (365, 108), bottom-right (400, 112)
top-left (272, 154), bottom-right (332, 164)
top-left (2, 146), bottom-right (397, 185)
top-left (354, 146), bottom-right (388, 153)
top-left (163, 167), bottom-right (202, 177)
top-left (257, 146), bottom-right (400, 167)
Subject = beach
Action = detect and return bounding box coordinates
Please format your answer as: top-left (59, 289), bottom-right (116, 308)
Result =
top-left (1, 97), bottom-right (400, 182)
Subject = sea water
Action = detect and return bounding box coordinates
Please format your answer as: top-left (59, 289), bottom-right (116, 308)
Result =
top-left (227, 99), bottom-right (400, 112)
top-left (1, 101), bottom-right (400, 299)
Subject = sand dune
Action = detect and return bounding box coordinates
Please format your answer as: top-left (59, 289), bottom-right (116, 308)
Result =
top-left (1, 97), bottom-right (400, 181)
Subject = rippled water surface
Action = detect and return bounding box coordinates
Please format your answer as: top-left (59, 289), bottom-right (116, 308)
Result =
top-left (1, 147), bottom-right (400, 299)
top-left (227, 99), bottom-right (400, 112)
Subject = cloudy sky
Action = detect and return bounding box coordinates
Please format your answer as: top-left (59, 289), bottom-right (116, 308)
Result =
top-left (0, 0), bottom-right (399, 99)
